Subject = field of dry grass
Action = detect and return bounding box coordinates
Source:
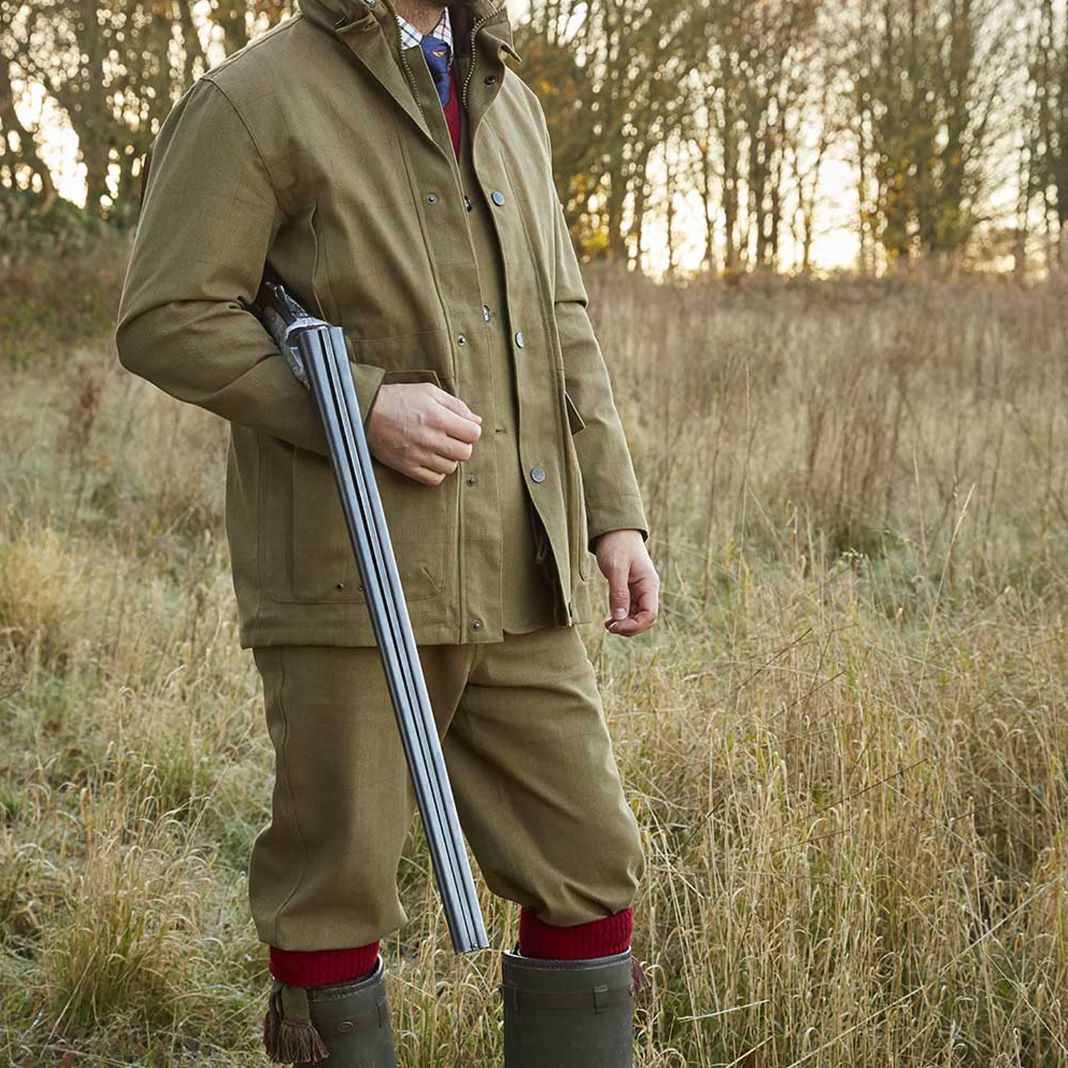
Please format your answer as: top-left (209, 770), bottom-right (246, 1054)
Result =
top-left (2, 251), bottom-right (1068, 1065)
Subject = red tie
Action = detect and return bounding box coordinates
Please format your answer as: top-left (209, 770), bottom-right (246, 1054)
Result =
top-left (443, 64), bottom-right (461, 157)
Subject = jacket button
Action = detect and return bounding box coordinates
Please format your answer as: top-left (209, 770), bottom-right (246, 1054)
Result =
top-left (466, 475), bottom-right (478, 486)
top-left (483, 305), bottom-right (492, 322)
top-left (530, 466), bottom-right (547, 483)
top-left (491, 190), bottom-right (506, 206)
top-left (514, 330), bottom-right (525, 348)
top-left (457, 334), bottom-right (467, 346)
top-left (471, 618), bottom-right (483, 630)
top-left (464, 195), bottom-right (473, 212)
top-left (426, 192), bottom-right (439, 204)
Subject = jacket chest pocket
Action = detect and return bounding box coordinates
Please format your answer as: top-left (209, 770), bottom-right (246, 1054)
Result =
top-left (281, 447), bottom-right (449, 605)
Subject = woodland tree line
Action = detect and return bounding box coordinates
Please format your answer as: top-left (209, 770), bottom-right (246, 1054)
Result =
top-left (2, 0), bottom-right (1067, 274)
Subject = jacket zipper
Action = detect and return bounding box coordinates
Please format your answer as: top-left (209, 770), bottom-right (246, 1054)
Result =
top-left (461, 1), bottom-right (507, 110)
top-left (396, 29), bottom-right (423, 112)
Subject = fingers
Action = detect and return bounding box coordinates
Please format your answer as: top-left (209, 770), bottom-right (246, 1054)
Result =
top-left (604, 564), bottom-right (660, 637)
top-left (368, 383), bottom-right (484, 485)
top-left (408, 428), bottom-right (473, 475)
top-left (607, 600), bottom-right (657, 635)
top-left (418, 391), bottom-right (481, 468)
top-left (432, 386), bottom-right (482, 427)
top-left (420, 449), bottom-right (462, 477)
top-left (400, 390), bottom-right (481, 480)
top-left (432, 405), bottom-right (483, 446)
top-left (409, 464), bottom-right (449, 486)
top-left (431, 429), bottom-right (477, 462)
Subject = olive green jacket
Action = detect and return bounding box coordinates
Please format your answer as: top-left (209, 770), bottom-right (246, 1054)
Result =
top-left (114, 0), bottom-right (649, 647)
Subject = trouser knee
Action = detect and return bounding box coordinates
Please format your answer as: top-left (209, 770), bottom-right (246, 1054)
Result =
top-left (498, 803), bottom-right (645, 929)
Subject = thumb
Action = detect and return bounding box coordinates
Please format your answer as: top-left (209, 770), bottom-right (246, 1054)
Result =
top-left (607, 561), bottom-right (630, 621)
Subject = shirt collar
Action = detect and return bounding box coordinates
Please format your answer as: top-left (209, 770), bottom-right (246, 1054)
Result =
top-left (395, 5), bottom-right (453, 64)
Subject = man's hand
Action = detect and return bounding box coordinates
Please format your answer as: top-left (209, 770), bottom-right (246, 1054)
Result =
top-left (366, 382), bottom-right (482, 485)
top-left (594, 529), bottom-right (659, 636)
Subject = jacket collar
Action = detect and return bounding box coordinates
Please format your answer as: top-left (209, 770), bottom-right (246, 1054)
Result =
top-left (297, 0), bottom-right (520, 64)
top-left (296, 0), bottom-right (519, 148)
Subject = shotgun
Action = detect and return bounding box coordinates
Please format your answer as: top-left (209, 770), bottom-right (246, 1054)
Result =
top-left (245, 274), bottom-right (489, 955)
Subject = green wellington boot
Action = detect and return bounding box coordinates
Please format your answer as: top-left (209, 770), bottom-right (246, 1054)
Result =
top-left (263, 957), bottom-right (397, 1067)
top-left (500, 948), bottom-right (637, 1068)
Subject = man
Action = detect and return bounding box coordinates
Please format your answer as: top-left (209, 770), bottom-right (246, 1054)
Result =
top-left (115, 0), bottom-right (660, 1064)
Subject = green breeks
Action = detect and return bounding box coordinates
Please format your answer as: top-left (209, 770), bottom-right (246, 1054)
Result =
top-left (248, 624), bottom-right (644, 951)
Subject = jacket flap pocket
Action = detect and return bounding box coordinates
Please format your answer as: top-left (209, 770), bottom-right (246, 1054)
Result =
top-left (382, 369), bottom-right (442, 387)
top-left (564, 390), bottom-right (586, 435)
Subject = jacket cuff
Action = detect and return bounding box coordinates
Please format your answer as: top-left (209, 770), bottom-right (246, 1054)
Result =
top-left (586, 495), bottom-right (650, 552)
top-left (268, 358), bottom-right (386, 459)
top-left (351, 361), bottom-right (388, 426)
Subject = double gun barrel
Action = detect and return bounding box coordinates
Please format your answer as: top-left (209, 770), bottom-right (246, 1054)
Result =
top-left (247, 275), bottom-right (489, 955)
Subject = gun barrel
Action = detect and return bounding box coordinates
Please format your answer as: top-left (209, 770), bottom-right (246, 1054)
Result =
top-left (247, 278), bottom-right (489, 954)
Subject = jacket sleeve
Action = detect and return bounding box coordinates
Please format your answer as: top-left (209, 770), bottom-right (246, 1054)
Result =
top-left (548, 167), bottom-right (650, 550)
top-left (114, 75), bottom-right (387, 456)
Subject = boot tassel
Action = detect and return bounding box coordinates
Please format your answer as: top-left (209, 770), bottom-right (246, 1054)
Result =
top-left (263, 979), bottom-right (330, 1065)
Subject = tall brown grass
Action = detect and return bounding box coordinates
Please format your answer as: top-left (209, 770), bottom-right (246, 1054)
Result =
top-left (2, 260), bottom-right (1067, 1065)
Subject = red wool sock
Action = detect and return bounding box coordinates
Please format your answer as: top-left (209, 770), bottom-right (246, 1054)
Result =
top-left (518, 905), bottom-right (634, 960)
top-left (269, 941), bottom-right (381, 988)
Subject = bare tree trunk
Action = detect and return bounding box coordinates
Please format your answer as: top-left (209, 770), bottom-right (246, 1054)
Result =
top-left (721, 98), bottom-right (741, 272)
top-left (665, 137), bottom-right (677, 277)
top-left (696, 115), bottom-right (718, 274)
top-left (76, 0), bottom-right (112, 214)
top-left (627, 145), bottom-right (653, 272)
top-left (0, 53), bottom-right (57, 208)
